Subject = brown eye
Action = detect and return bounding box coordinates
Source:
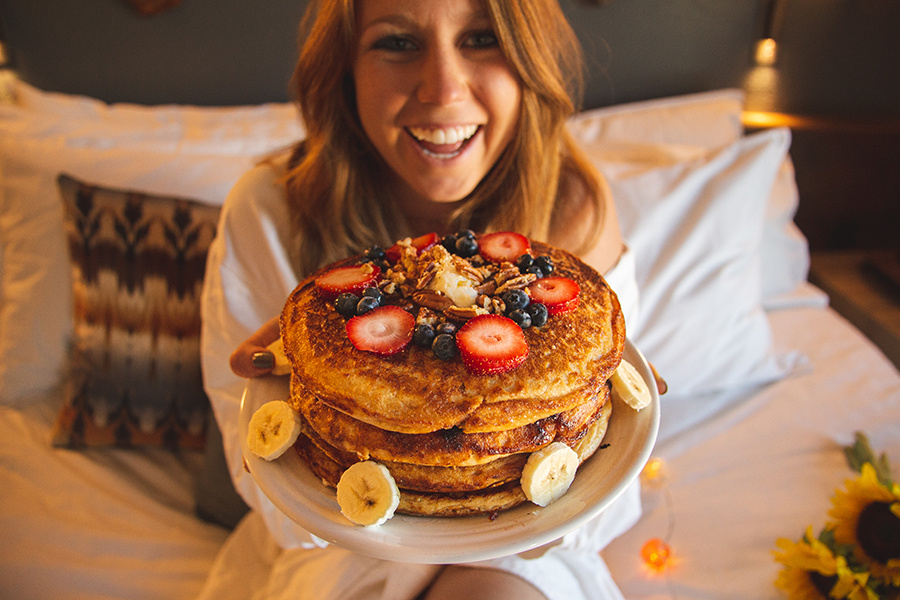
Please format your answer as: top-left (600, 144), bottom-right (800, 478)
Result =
top-left (466, 30), bottom-right (498, 48)
top-left (373, 35), bottom-right (418, 52)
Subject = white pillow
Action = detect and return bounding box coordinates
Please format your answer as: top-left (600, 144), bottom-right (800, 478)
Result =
top-left (568, 88), bottom-right (746, 151)
top-left (12, 80), bottom-right (305, 155)
top-left (0, 84), bottom-right (303, 402)
top-left (592, 128), bottom-right (802, 397)
top-left (760, 155), bottom-right (809, 307)
top-left (569, 88), bottom-right (810, 309)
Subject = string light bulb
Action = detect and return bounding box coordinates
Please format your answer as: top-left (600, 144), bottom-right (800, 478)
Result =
top-left (641, 538), bottom-right (672, 572)
top-left (641, 457), bottom-right (668, 487)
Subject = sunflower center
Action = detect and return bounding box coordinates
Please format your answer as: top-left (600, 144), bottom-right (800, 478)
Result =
top-left (808, 571), bottom-right (837, 597)
top-left (857, 501), bottom-right (900, 562)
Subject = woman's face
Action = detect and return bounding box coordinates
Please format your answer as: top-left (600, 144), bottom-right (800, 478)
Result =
top-left (353, 0), bottom-right (521, 212)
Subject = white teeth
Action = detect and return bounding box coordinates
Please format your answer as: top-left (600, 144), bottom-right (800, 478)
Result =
top-left (408, 125), bottom-right (478, 146)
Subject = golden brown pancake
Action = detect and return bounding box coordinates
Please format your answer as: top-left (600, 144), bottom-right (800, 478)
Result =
top-left (294, 380), bottom-right (608, 467)
top-left (299, 423), bottom-right (528, 492)
top-left (281, 241), bottom-right (625, 435)
top-left (294, 399), bottom-right (614, 517)
top-left (296, 430), bottom-right (530, 516)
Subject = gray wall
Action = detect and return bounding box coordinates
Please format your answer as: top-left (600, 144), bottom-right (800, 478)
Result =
top-left (1, 0), bottom-right (897, 117)
top-left (1, 0), bottom-right (760, 109)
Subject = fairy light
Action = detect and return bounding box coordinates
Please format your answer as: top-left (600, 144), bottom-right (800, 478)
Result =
top-left (642, 457), bottom-right (668, 487)
top-left (641, 538), bottom-right (672, 572)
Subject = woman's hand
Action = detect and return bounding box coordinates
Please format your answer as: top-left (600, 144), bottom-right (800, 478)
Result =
top-left (230, 316), bottom-right (281, 378)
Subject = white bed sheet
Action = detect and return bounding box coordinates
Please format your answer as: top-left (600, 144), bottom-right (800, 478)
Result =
top-left (1, 297), bottom-right (898, 600)
top-left (0, 390), bottom-right (229, 600)
top-left (602, 299), bottom-right (900, 599)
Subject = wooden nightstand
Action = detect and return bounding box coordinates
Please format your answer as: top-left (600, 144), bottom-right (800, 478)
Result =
top-left (808, 250), bottom-right (900, 370)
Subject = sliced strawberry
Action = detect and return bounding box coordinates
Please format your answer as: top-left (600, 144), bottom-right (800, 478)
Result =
top-left (456, 314), bottom-right (529, 375)
top-left (528, 277), bottom-right (580, 315)
top-left (544, 297), bottom-right (579, 315)
top-left (346, 305), bottom-right (415, 356)
top-left (315, 264), bottom-right (381, 299)
top-left (478, 231), bottom-right (531, 264)
top-left (385, 232), bottom-right (440, 263)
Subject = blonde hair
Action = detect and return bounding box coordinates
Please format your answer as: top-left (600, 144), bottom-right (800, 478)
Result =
top-left (286, 0), bottom-right (604, 277)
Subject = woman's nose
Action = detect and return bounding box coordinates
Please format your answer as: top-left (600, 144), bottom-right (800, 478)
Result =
top-left (416, 47), bottom-right (468, 105)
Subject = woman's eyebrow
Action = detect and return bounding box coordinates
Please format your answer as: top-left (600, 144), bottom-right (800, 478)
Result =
top-left (359, 9), bottom-right (492, 35)
top-left (359, 14), bottom-right (418, 34)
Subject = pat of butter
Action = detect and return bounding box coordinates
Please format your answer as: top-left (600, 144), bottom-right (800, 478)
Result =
top-left (429, 268), bottom-right (478, 308)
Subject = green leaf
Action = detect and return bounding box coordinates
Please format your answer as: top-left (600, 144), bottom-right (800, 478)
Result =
top-left (843, 432), bottom-right (893, 486)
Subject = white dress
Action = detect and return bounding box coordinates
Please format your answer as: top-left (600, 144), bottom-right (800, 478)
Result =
top-left (198, 156), bottom-right (642, 600)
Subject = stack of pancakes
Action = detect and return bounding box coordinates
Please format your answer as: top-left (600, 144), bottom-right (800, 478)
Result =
top-left (280, 240), bottom-right (625, 517)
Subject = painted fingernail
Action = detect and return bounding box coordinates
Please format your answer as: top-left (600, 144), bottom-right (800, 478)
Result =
top-left (251, 351), bottom-right (274, 370)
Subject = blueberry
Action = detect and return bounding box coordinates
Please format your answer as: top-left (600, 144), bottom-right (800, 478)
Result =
top-left (509, 308), bottom-right (532, 329)
top-left (441, 234), bottom-right (458, 253)
top-left (413, 323), bottom-right (436, 347)
top-left (456, 229), bottom-right (476, 239)
top-left (526, 302), bottom-right (549, 327)
top-left (527, 264), bottom-right (546, 278)
top-left (454, 236), bottom-right (478, 258)
top-left (501, 289), bottom-right (530, 312)
top-left (356, 295), bottom-right (380, 315)
top-left (436, 321), bottom-right (458, 336)
top-left (515, 254), bottom-right (533, 273)
top-left (335, 293), bottom-right (360, 317)
top-left (364, 245), bottom-right (385, 260)
top-left (432, 333), bottom-right (457, 360)
top-left (362, 286), bottom-right (384, 305)
top-left (534, 255), bottom-right (554, 276)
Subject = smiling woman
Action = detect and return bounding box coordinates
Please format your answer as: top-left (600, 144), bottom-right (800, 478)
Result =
top-left (202, 0), bottom-right (636, 599)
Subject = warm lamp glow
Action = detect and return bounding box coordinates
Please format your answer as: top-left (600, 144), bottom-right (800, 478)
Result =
top-left (755, 38), bottom-right (778, 66)
top-left (641, 538), bottom-right (672, 572)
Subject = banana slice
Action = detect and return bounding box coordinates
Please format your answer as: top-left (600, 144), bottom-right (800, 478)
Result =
top-left (247, 400), bottom-right (302, 461)
top-left (336, 461), bottom-right (401, 527)
top-left (266, 337), bottom-right (292, 376)
top-left (572, 400), bottom-right (612, 461)
top-left (520, 442), bottom-right (580, 507)
top-left (610, 359), bottom-right (652, 411)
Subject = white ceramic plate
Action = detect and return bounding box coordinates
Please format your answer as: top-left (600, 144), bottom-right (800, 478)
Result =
top-left (239, 339), bottom-right (659, 564)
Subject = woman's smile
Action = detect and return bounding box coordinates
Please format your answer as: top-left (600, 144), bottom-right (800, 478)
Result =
top-left (406, 124), bottom-right (480, 159)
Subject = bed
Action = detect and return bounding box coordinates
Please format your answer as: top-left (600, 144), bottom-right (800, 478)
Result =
top-left (2, 2), bottom-right (899, 599)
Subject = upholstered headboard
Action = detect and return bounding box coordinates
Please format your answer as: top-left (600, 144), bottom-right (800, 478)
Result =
top-left (0, 0), bottom-right (761, 109)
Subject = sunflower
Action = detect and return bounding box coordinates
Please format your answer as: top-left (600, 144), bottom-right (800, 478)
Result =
top-left (828, 463), bottom-right (900, 586)
top-left (773, 527), bottom-right (878, 600)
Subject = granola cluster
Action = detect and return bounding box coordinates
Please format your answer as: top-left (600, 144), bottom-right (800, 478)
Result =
top-left (376, 240), bottom-right (538, 325)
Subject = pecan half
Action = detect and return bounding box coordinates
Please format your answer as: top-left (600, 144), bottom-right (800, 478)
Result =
top-left (474, 280), bottom-right (497, 296)
top-left (495, 273), bottom-right (537, 294)
top-left (451, 256), bottom-right (485, 283)
top-left (444, 305), bottom-right (489, 322)
top-left (412, 289), bottom-right (454, 311)
top-left (415, 264), bottom-right (437, 290)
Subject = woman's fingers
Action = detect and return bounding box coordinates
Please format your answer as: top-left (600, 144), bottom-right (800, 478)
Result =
top-left (230, 316), bottom-right (281, 378)
top-left (649, 362), bottom-right (667, 395)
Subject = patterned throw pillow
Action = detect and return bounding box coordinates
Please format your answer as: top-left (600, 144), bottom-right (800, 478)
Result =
top-left (52, 174), bottom-right (220, 449)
